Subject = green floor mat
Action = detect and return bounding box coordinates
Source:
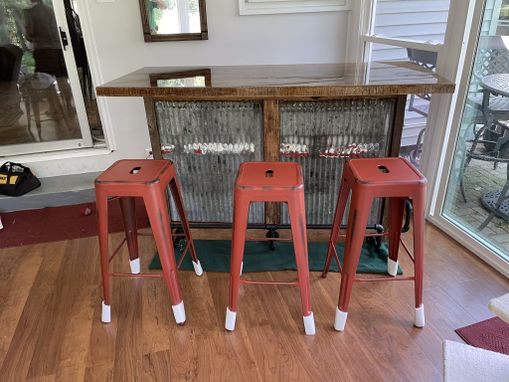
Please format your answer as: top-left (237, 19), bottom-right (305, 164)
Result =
top-left (149, 239), bottom-right (402, 275)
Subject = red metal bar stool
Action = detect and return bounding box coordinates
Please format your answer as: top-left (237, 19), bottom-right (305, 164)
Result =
top-left (95, 159), bottom-right (203, 325)
top-left (322, 157), bottom-right (427, 331)
top-left (225, 162), bottom-right (315, 335)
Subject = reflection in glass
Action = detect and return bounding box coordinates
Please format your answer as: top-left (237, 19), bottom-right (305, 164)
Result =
top-left (372, 0), bottom-right (451, 44)
top-left (0, 0), bottom-right (82, 146)
top-left (369, 43), bottom-right (437, 168)
top-left (140, 0), bottom-right (207, 41)
top-left (443, 2), bottom-right (509, 262)
top-left (149, 69), bottom-right (211, 87)
top-left (157, 77), bottom-right (205, 87)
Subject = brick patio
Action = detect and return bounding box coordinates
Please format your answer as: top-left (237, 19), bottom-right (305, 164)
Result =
top-left (444, 158), bottom-right (509, 251)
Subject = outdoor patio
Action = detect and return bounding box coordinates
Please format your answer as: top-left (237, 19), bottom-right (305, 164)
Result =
top-left (446, 157), bottom-right (509, 251)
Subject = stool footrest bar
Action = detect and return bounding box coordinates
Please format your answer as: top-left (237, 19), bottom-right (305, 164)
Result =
top-left (329, 241), bottom-right (343, 273)
top-left (240, 279), bottom-right (299, 286)
top-left (354, 275), bottom-right (414, 283)
top-left (176, 242), bottom-right (191, 269)
top-left (109, 272), bottom-right (161, 278)
top-left (108, 238), bottom-right (127, 263)
top-left (400, 239), bottom-right (415, 262)
top-left (245, 237), bottom-right (292, 242)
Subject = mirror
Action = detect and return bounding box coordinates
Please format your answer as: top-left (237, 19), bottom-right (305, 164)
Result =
top-left (149, 69), bottom-right (211, 87)
top-left (138, 0), bottom-right (208, 42)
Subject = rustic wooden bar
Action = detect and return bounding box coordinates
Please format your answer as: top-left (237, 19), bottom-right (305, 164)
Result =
top-left (96, 62), bottom-right (454, 228)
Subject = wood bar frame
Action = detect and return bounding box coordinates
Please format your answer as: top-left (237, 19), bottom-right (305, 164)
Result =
top-left (143, 97), bottom-right (163, 160)
top-left (263, 100), bottom-right (281, 225)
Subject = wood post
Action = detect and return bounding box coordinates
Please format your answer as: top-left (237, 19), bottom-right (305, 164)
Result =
top-left (263, 100), bottom-right (281, 225)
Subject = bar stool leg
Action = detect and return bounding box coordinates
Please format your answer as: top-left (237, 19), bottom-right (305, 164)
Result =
top-left (387, 197), bottom-right (405, 277)
top-left (169, 179), bottom-right (203, 276)
top-left (412, 191), bottom-right (426, 328)
top-left (96, 190), bottom-right (111, 323)
top-left (144, 188), bottom-right (186, 325)
top-left (335, 191), bottom-right (372, 331)
top-left (323, 177), bottom-right (351, 278)
top-left (119, 197), bottom-right (140, 274)
top-left (225, 193), bottom-right (250, 332)
top-left (32, 97), bottom-right (43, 141)
top-left (288, 192), bottom-right (315, 336)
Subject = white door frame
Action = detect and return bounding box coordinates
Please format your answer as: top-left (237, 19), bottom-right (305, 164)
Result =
top-left (347, 1), bottom-right (509, 278)
top-left (427, 0), bottom-right (509, 278)
top-left (1, 0), bottom-right (93, 156)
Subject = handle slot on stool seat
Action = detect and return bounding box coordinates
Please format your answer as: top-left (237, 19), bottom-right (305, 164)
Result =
top-left (265, 169), bottom-right (274, 177)
top-left (130, 167), bottom-right (141, 174)
top-left (377, 165), bottom-right (389, 173)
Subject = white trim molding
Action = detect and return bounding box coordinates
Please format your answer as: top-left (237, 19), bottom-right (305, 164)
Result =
top-left (429, 216), bottom-right (509, 279)
top-left (238, 0), bottom-right (351, 15)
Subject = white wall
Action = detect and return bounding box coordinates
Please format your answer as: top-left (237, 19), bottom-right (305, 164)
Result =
top-left (23, 0), bottom-right (349, 177)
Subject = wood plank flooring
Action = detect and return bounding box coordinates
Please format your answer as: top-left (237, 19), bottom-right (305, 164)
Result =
top-left (0, 224), bottom-right (507, 381)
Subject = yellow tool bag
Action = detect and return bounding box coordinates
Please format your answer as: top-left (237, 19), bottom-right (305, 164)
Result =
top-left (0, 162), bottom-right (41, 197)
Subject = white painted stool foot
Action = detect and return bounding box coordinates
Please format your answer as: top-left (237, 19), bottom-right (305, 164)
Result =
top-left (303, 312), bottom-right (316, 335)
top-left (334, 308), bottom-right (348, 331)
top-left (101, 301), bottom-right (111, 323)
top-left (387, 258), bottom-right (399, 277)
top-left (192, 260), bottom-right (204, 276)
top-left (172, 301), bottom-right (186, 325)
top-left (225, 307), bottom-right (237, 331)
top-left (129, 258), bottom-right (141, 274)
top-left (414, 305), bottom-right (425, 327)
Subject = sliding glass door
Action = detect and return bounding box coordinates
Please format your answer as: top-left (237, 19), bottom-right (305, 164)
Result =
top-left (432, 0), bottom-right (509, 276)
top-left (0, 0), bottom-right (93, 155)
top-left (349, 1), bottom-right (509, 276)
top-left (442, 1), bottom-right (509, 260)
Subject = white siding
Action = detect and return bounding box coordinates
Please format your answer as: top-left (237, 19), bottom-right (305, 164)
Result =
top-left (371, 0), bottom-right (450, 146)
top-left (370, 1), bottom-right (500, 147)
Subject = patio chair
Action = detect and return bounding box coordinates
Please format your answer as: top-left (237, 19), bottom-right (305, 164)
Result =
top-left (459, 36), bottom-right (509, 223)
top-left (406, 48), bottom-right (438, 166)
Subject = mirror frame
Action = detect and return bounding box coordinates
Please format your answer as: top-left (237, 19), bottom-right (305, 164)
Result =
top-left (138, 0), bottom-right (208, 42)
top-left (149, 69), bottom-right (212, 87)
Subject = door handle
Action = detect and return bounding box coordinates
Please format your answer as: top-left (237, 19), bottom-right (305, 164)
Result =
top-left (59, 27), bottom-right (68, 50)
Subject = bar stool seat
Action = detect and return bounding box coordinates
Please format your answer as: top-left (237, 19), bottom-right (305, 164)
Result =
top-left (322, 157), bottom-right (427, 331)
top-left (225, 161), bottom-right (315, 335)
top-left (95, 159), bottom-right (203, 325)
top-left (235, 161), bottom-right (303, 189)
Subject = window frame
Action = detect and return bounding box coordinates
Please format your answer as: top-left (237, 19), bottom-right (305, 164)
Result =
top-left (238, 0), bottom-right (351, 16)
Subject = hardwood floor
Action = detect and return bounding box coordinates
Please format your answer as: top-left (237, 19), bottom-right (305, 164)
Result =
top-left (0, 224), bottom-right (507, 381)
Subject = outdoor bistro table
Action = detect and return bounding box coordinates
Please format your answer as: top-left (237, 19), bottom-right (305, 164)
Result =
top-left (479, 73), bottom-right (509, 222)
top-left (96, 62), bottom-right (454, 232)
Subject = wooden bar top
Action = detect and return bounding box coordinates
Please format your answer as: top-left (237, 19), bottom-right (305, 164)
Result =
top-left (96, 62), bottom-right (455, 100)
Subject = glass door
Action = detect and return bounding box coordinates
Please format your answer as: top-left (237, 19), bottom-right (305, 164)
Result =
top-left (0, 0), bottom-right (92, 156)
top-left (439, 0), bottom-right (509, 272)
top-left (350, 0), bottom-right (455, 167)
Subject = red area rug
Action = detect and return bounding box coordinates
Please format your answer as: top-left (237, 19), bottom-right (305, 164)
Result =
top-left (0, 199), bottom-right (148, 249)
top-left (455, 317), bottom-right (509, 356)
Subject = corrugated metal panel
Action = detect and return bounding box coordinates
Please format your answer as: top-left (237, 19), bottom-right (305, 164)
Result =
top-left (156, 101), bottom-right (264, 223)
top-left (279, 99), bottom-right (395, 225)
